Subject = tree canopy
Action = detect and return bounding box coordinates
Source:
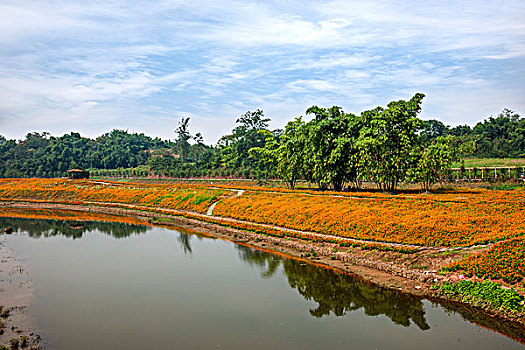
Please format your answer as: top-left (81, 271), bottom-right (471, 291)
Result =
top-left (0, 97), bottom-right (522, 191)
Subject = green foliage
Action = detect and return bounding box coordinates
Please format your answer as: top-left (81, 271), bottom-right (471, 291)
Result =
top-left (440, 280), bottom-right (524, 312)
top-left (303, 106), bottom-right (362, 191)
top-left (485, 183), bottom-right (525, 191)
top-left (358, 93), bottom-right (425, 192)
top-left (218, 109), bottom-right (271, 170)
top-left (193, 193), bottom-right (219, 206)
top-left (276, 118), bottom-right (308, 189)
top-left (175, 117), bottom-right (192, 162)
top-left (421, 109), bottom-right (525, 158)
top-left (409, 136), bottom-right (470, 191)
top-left (453, 158), bottom-right (525, 168)
top-left (0, 130), bottom-right (168, 177)
top-left (1, 100), bottom-right (523, 190)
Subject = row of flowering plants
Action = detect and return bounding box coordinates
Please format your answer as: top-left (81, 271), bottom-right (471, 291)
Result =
top-left (213, 189), bottom-right (525, 247)
top-left (0, 178), bottom-right (229, 214)
top-left (170, 209), bottom-right (420, 254)
top-left (3, 178), bottom-right (524, 251)
top-left (443, 237), bottom-right (525, 285)
top-left (45, 200), bottom-right (418, 254)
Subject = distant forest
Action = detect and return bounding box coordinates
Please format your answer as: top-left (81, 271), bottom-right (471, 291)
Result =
top-left (1, 98), bottom-right (523, 185)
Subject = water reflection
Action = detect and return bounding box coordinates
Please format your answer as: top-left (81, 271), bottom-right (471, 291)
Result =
top-left (0, 216), bottom-right (149, 239)
top-left (5, 215), bottom-right (431, 330)
top-left (438, 300), bottom-right (525, 344)
top-left (236, 245), bottom-right (430, 330)
top-left (0, 217), bottom-right (207, 256)
top-left (237, 244), bottom-right (281, 279)
top-left (176, 233), bottom-right (194, 254)
top-left (3, 214), bottom-right (524, 343)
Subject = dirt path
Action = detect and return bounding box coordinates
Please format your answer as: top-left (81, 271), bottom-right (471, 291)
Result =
top-left (206, 189), bottom-right (244, 216)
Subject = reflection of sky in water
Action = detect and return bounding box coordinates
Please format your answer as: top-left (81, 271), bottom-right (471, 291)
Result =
top-left (1, 216), bottom-right (524, 349)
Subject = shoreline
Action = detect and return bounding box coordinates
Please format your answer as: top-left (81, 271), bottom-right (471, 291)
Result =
top-left (0, 231), bottom-right (41, 349)
top-left (1, 200), bottom-right (524, 342)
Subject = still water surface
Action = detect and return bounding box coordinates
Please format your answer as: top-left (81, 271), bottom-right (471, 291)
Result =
top-left (2, 216), bottom-right (524, 349)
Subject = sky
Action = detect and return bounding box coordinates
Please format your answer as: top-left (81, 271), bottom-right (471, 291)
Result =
top-left (0, 0), bottom-right (524, 144)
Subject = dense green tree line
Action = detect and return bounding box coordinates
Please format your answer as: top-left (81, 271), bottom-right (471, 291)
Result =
top-left (0, 129), bottom-right (169, 177)
top-left (420, 108), bottom-right (525, 158)
top-left (0, 95), bottom-right (523, 190)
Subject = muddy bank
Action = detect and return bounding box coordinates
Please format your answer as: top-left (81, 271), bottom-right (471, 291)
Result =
top-left (1, 200), bottom-right (524, 333)
top-left (0, 232), bottom-right (41, 349)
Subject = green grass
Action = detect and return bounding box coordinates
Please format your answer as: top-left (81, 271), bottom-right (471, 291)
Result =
top-left (440, 280), bottom-right (524, 312)
top-left (193, 193), bottom-right (218, 205)
top-left (485, 183), bottom-right (525, 190)
top-left (452, 158), bottom-right (525, 168)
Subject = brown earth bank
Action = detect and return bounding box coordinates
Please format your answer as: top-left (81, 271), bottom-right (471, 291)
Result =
top-left (0, 200), bottom-right (524, 345)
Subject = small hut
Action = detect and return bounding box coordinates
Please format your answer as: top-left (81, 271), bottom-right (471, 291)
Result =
top-left (67, 169), bottom-right (90, 179)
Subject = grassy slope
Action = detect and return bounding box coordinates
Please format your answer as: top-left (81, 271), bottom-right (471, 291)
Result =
top-left (453, 158), bottom-right (525, 168)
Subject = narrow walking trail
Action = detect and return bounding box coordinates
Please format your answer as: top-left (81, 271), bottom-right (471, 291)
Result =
top-left (206, 189), bottom-right (244, 216)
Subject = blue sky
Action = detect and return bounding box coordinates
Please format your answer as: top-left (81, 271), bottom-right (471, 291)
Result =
top-left (1, 0), bottom-right (524, 144)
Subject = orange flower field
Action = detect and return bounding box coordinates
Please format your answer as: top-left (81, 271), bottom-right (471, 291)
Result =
top-left (0, 178), bottom-right (229, 213)
top-left (2, 178), bottom-right (525, 283)
top-left (1, 178), bottom-right (524, 249)
top-left (444, 237), bottom-right (525, 285)
top-left (213, 189), bottom-right (525, 247)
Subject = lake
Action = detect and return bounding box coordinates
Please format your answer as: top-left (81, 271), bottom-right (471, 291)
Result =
top-left (1, 215), bottom-right (524, 349)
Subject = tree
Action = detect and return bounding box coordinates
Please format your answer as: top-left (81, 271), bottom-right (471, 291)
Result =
top-left (249, 117), bottom-right (305, 188)
top-left (175, 117), bottom-right (192, 162)
top-left (358, 93), bottom-right (425, 192)
top-left (276, 117), bottom-right (306, 189)
top-left (219, 109), bottom-right (271, 170)
top-left (248, 130), bottom-right (279, 179)
top-left (411, 136), bottom-right (459, 191)
top-left (415, 135), bottom-right (476, 191)
top-left (190, 132), bottom-right (207, 163)
top-left (449, 125), bottom-right (471, 137)
top-left (301, 106), bottom-right (362, 191)
top-left (511, 118), bottom-right (525, 157)
top-left (419, 119), bottom-right (449, 144)
top-left (472, 109), bottom-right (522, 157)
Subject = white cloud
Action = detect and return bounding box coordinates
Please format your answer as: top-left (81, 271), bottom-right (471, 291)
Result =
top-left (0, 0), bottom-right (524, 142)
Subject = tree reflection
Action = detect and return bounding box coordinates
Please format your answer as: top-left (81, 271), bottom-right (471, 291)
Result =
top-left (236, 245), bottom-right (430, 330)
top-left (176, 233), bottom-right (193, 254)
top-left (1, 215), bottom-right (209, 256)
top-left (0, 217), bottom-right (149, 239)
top-left (237, 246), bottom-right (281, 279)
